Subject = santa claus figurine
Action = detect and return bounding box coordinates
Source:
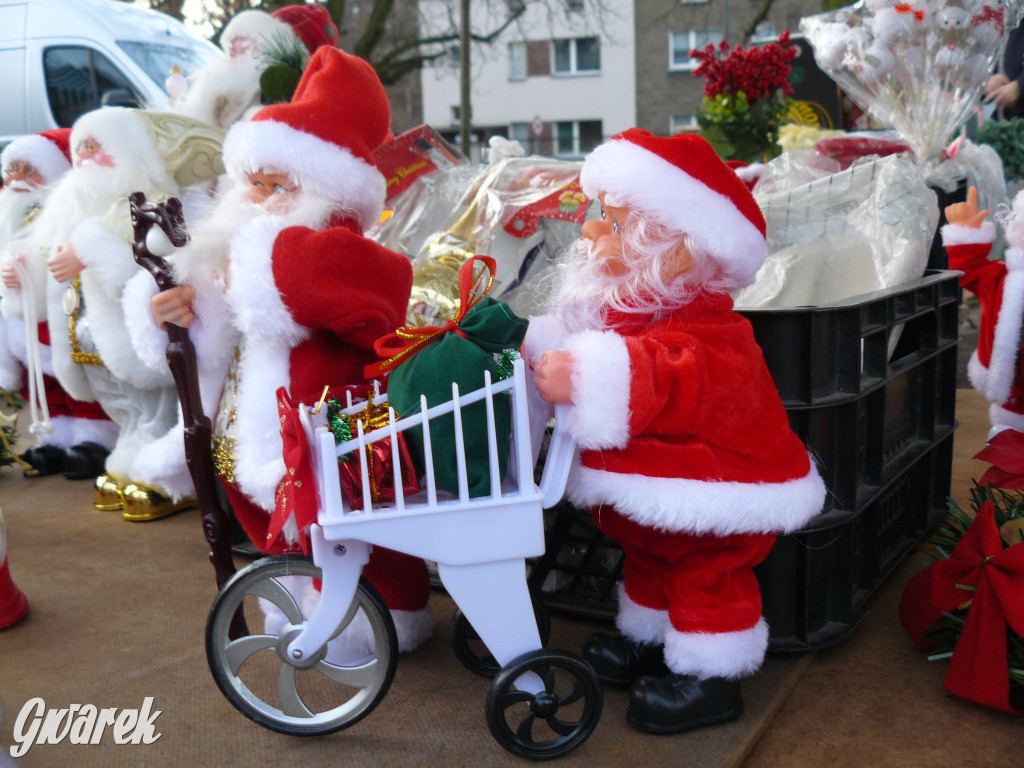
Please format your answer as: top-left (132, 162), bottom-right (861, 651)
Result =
top-left (0, 129), bottom-right (117, 479)
top-left (139, 46), bottom-right (433, 653)
top-left (23, 108), bottom-right (224, 519)
top-left (170, 3), bottom-right (339, 130)
top-left (943, 186), bottom-right (1024, 436)
top-left (528, 129), bottom-right (826, 734)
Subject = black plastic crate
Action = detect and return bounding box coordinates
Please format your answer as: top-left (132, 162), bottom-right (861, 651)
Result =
top-left (528, 270), bottom-right (961, 651)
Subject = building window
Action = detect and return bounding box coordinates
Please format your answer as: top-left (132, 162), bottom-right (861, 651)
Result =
top-left (510, 122), bottom-right (531, 149)
top-left (670, 115), bottom-right (699, 134)
top-left (552, 37), bottom-right (600, 75)
top-left (555, 120), bottom-right (602, 157)
top-left (509, 41), bottom-right (526, 80)
top-left (668, 29), bottom-right (724, 72)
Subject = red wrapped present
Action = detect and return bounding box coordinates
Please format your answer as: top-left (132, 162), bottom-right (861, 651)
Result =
top-left (334, 399), bottom-right (420, 509)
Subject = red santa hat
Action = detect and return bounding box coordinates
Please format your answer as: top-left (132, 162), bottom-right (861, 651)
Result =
top-left (1, 128), bottom-right (72, 185)
top-left (222, 46), bottom-right (390, 229)
top-left (221, 4), bottom-right (337, 56)
top-left (580, 129), bottom-right (768, 287)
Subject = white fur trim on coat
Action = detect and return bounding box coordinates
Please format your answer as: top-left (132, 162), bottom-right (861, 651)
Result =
top-left (231, 336), bottom-right (291, 511)
top-left (616, 584), bottom-right (671, 645)
top-left (982, 267), bottom-right (1024, 405)
top-left (335, 603), bottom-right (435, 654)
top-left (70, 415), bottom-right (117, 450)
top-left (562, 329), bottom-right (631, 450)
top-left (122, 271), bottom-right (167, 371)
top-left (940, 221), bottom-right (996, 247)
top-left (130, 415), bottom-right (194, 501)
top-left (273, 580), bottom-right (435, 655)
top-left (0, 320), bottom-right (22, 390)
top-left (223, 120), bottom-right (386, 230)
top-left (224, 216), bottom-right (309, 348)
top-left (70, 217), bottom-right (141, 297)
top-left (4, 319), bottom-right (53, 376)
top-left (1, 135), bottom-right (71, 186)
top-left (989, 402), bottom-right (1024, 434)
top-left (580, 140), bottom-right (767, 286)
top-left (568, 456), bottom-right (826, 535)
top-left (663, 618), bottom-right (769, 679)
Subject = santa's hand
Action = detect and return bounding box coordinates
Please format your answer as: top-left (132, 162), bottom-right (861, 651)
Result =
top-left (48, 242), bottom-right (85, 283)
top-left (152, 285), bottom-right (196, 329)
top-left (1, 255), bottom-right (24, 289)
top-left (945, 187), bottom-right (989, 229)
top-left (533, 349), bottom-right (576, 404)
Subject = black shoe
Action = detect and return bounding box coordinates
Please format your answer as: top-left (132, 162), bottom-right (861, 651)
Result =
top-left (627, 674), bottom-right (743, 734)
top-left (62, 442), bottom-right (109, 480)
top-left (583, 633), bottom-right (669, 685)
top-left (20, 444), bottom-right (66, 477)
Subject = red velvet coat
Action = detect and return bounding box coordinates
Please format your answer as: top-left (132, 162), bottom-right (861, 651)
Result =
top-left (557, 293), bottom-right (826, 536)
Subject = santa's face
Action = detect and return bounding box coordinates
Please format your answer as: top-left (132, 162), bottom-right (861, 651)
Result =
top-left (74, 137), bottom-right (116, 168)
top-left (581, 192), bottom-right (694, 282)
top-left (228, 35), bottom-right (256, 59)
top-left (2, 160), bottom-right (45, 192)
top-left (245, 169), bottom-right (301, 215)
top-left (0, 163), bottom-right (48, 243)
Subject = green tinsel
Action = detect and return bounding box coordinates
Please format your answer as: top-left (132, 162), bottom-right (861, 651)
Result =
top-left (925, 483), bottom-right (1024, 702)
top-left (495, 349), bottom-right (517, 382)
top-left (325, 399), bottom-right (352, 446)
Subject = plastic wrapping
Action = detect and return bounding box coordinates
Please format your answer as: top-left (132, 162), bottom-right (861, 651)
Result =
top-left (801, 0), bottom-right (1023, 164)
top-left (735, 153), bottom-right (938, 308)
top-left (369, 136), bottom-right (589, 325)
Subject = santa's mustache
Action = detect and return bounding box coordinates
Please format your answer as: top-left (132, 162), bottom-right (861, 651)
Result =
top-left (3, 179), bottom-right (36, 192)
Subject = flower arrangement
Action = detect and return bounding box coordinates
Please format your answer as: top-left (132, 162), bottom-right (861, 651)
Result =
top-left (690, 31), bottom-right (798, 164)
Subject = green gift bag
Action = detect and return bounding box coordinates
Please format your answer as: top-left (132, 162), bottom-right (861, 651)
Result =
top-left (367, 256), bottom-right (529, 497)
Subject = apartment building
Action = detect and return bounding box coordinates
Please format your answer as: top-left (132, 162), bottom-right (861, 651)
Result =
top-left (419, 0), bottom-right (636, 159)
top-left (635, 0), bottom-right (832, 137)
top-left (418, 0), bottom-right (832, 155)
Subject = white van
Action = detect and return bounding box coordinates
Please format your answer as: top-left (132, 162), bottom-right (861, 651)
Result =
top-left (0, 0), bottom-right (218, 144)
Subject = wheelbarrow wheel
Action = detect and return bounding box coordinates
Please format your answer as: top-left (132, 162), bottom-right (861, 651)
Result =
top-left (450, 593), bottom-right (551, 677)
top-left (485, 649), bottom-right (602, 760)
top-left (206, 555), bottom-right (397, 736)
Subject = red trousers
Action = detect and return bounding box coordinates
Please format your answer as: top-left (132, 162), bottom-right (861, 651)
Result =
top-left (592, 506), bottom-right (776, 635)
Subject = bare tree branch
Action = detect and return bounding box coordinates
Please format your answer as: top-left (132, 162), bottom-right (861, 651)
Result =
top-left (742, 0), bottom-right (777, 44)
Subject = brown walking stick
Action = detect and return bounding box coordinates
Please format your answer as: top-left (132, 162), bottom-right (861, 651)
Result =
top-left (130, 192), bottom-right (247, 638)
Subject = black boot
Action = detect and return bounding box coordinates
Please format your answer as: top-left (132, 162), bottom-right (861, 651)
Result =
top-left (583, 633), bottom-right (669, 685)
top-left (627, 674), bottom-right (743, 734)
top-left (62, 442), bottom-right (109, 480)
top-left (20, 444), bottom-right (66, 477)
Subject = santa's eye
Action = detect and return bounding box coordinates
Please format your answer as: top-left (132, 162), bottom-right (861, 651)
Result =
top-left (273, 184), bottom-right (289, 195)
top-left (611, 216), bottom-right (621, 234)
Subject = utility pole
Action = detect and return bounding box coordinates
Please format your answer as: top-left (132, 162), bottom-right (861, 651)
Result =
top-left (459, 0), bottom-right (471, 156)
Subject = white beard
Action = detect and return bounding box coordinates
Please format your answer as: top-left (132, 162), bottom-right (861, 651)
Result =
top-left (174, 52), bottom-right (264, 129)
top-left (547, 239), bottom-right (616, 334)
top-left (0, 186), bottom-right (47, 246)
top-left (172, 183), bottom-right (337, 284)
top-left (32, 162), bottom-right (150, 247)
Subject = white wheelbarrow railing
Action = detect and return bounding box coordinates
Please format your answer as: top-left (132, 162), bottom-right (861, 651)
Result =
top-left (206, 355), bottom-right (602, 760)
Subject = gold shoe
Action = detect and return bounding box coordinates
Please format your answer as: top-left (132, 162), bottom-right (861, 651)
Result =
top-left (94, 474), bottom-right (125, 511)
top-left (121, 482), bottom-right (195, 522)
